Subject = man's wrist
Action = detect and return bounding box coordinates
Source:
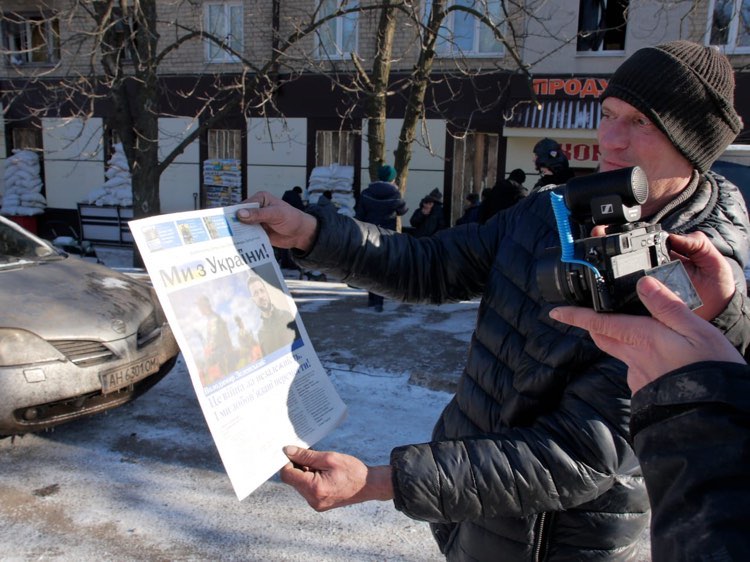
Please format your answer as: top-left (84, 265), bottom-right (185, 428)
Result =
top-left (294, 213), bottom-right (320, 254)
top-left (365, 465), bottom-right (394, 501)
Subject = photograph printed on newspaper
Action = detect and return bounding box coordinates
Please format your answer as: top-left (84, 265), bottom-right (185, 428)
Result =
top-left (129, 204), bottom-right (347, 500)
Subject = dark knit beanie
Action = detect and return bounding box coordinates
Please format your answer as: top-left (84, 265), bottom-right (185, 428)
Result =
top-left (602, 40), bottom-right (742, 172)
top-left (377, 164), bottom-right (397, 182)
top-left (425, 188), bottom-right (443, 203)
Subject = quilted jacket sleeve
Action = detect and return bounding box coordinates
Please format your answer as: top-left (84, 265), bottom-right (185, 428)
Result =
top-left (389, 354), bottom-right (637, 522)
top-left (630, 361), bottom-right (750, 560)
top-left (295, 203), bottom-right (497, 304)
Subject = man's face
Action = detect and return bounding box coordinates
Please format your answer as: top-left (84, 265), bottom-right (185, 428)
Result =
top-left (249, 279), bottom-right (272, 312)
top-left (598, 97), bottom-right (693, 211)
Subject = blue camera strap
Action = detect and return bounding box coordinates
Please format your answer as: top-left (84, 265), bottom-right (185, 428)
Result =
top-left (549, 192), bottom-right (603, 280)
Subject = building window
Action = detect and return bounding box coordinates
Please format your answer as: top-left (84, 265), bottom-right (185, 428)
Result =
top-left (3, 12), bottom-right (60, 65)
top-left (108, 6), bottom-right (138, 62)
top-left (316, 0), bottom-right (359, 59)
top-left (204, 2), bottom-right (243, 63)
top-left (433, 0), bottom-right (505, 57)
top-left (707, 0), bottom-right (750, 53)
top-left (577, 0), bottom-right (628, 53)
top-left (315, 130), bottom-right (356, 166)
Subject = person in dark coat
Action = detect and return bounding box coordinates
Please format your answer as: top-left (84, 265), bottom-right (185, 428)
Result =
top-left (409, 188), bottom-right (445, 237)
top-left (550, 231), bottom-right (750, 561)
top-left (356, 164), bottom-right (407, 230)
top-left (455, 192), bottom-right (481, 225)
top-left (531, 138), bottom-right (575, 192)
top-left (356, 164), bottom-right (408, 310)
top-left (281, 185), bottom-right (305, 211)
top-left (238, 41), bottom-right (749, 561)
top-left (479, 168), bottom-right (527, 223)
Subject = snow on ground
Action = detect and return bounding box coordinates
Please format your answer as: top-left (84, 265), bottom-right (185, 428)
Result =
top-left (0, 247), bottom-right (457, 561)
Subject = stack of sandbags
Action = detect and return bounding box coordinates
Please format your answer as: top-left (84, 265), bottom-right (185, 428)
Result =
top-left (307, 163), bottom-right (356, 217)
top-left (1, 149), bottom-right (46, 216)
top-left (86, 143), bottom-right (133, 206)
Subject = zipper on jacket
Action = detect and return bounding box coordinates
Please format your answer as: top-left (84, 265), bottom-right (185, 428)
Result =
top-left (533, 512), bottom-right (548, 562)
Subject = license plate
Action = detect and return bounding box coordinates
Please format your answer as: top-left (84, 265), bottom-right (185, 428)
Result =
top-left (100, 356), bottom-right (160, 394)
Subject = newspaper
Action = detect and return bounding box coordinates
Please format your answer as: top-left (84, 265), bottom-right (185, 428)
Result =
top-left (129, 204), bottom-right (347, 500)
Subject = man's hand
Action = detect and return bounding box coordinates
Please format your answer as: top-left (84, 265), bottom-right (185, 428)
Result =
top-left (236, 191), bottom-right (318, 253)
top-left (667, 231), bottom-right (736, 321)
top-left (590, 228), bottom-right (736, 321)
top-left (279, 446), bottom-right (394, 511)
top-left (550, 275), bottom-right (744, 394)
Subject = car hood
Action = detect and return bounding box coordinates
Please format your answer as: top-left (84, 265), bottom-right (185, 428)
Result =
top-left (0, 256), bottom-right (156, 341)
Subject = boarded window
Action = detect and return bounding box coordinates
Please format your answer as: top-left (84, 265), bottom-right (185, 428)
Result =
top-left (12, 127), bottom-right (42, 151)
top-left (208, 129), bottom-right (241, 160)
top-left (451, 133), bottom-right (498, 224)
top-left (315, 130), bottom-right (356, 167)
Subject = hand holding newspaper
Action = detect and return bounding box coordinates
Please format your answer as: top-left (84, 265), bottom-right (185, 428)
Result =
top-left (130, 204), bottom-right (347, 500)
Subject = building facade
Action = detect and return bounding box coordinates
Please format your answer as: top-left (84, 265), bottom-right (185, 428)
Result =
top-left (0, 0), bottom-right (748, 237)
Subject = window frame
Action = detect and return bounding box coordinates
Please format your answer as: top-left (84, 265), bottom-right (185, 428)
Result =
top-left (315, 0), bottom-right (359, 60)
top-left (705, 0), bottom-right (750, 54)
top-left (203, 1), bottom-right (244, 64)
top-left (576, 0), bottom-right (628, 55)
top-left (431, 0), bottom-right (506, 58)
top-left (3, 11), bottom-right (60, 66)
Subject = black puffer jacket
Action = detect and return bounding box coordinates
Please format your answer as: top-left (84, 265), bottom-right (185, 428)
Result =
top-left (297, 171), bottom-right (750, 561)
top-left (355, 180), bottom-right (408, 230)
top-left (631, 360), bottom-right (750, 561)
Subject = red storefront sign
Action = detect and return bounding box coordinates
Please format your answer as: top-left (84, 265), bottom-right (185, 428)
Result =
top-left (560, 142), bottom-right (601, 165)
top-left (532, 78), bottom-right (609, 99)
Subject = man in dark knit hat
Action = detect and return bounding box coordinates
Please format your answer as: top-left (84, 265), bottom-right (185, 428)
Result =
top-left (409, 188), bottom-right (446, 237)
top-left (239, 41), bottom-right (749, 561)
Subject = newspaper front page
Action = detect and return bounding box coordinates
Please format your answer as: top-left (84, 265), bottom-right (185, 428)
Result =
top-left (129, 204), bottom-right (347, 500)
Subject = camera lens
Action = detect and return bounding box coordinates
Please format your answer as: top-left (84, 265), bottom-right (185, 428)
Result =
top-left (537, 248), bottom-right (592, 306)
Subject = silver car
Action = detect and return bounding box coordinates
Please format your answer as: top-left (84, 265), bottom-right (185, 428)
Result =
top-left (0, 215), bottom-right (179, 437)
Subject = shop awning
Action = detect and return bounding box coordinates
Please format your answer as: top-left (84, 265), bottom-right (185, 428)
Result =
top-left (504, 99), bottom-right (602, 130)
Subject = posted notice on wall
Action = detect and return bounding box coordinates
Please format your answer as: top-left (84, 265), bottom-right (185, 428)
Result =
top-left (130, 204), bottom-right (347, 500)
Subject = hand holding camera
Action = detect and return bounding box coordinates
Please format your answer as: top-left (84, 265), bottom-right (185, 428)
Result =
top-left (537, 166), bottom-right (702, 314)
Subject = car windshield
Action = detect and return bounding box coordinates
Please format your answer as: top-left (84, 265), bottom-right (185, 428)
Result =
top-left (0, 221), bottom-right (58, 267)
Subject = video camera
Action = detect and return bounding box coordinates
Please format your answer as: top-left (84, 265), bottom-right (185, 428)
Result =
top-left (536, 166), bottom-right (701, 314)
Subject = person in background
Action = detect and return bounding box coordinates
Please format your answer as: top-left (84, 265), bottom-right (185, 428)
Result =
top-left (409, 188), bottom-right (445, 237)
top-left (550, 231), bottom-right (750, 561)
top-left (531, 138), bottom-right (574, 192)
top-left (355, 164), bottom-right (408, 311)
top-left (316, 190), bottom-right (334, 207)
top-left (455, 192), bottom-right (481, 225)
top-left (479, 168), bottom-right (527, 223)
top-left (237, 41), bottom-right (749, 560)
top-left (281, 185), bottom-right (305, 211)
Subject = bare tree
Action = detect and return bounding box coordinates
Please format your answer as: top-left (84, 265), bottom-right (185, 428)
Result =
top-left (0, 0), bottom-right (378, 222)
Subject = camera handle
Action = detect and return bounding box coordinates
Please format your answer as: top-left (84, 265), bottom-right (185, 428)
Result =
top-left (550, 192), bottom-right (603, 281)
